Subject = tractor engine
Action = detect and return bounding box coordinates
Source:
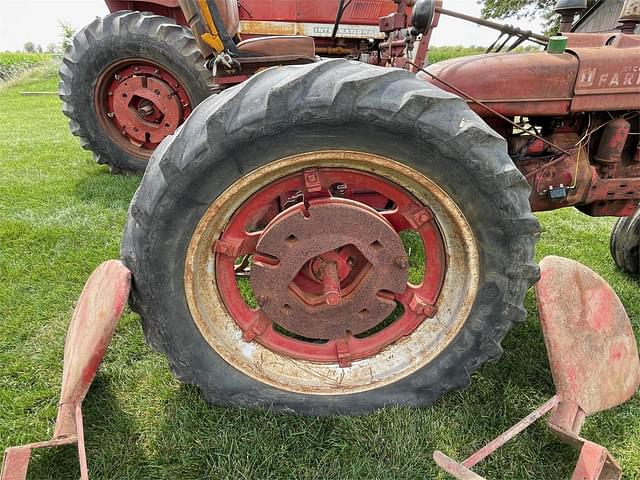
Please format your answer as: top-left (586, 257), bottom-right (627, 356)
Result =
top-left (424, 32), bottom-right (640, 217)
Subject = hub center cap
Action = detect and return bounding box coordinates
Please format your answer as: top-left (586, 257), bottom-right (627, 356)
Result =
top-left (251, 198), bottom-right (408, 339)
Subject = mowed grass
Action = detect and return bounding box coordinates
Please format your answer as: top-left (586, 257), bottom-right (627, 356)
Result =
top-left (1, 65), bottom-right (639, 480)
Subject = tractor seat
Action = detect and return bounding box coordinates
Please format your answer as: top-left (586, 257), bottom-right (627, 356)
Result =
top-left (180, 0), bottom-right (317, 69)
top-left (236, 36), bottom-right (316, 60)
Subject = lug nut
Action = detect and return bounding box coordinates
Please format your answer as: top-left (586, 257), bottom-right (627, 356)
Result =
top-left (395, 256), bottom-right (408, 270)
top-left (256, 295), bottom-right (268, 306)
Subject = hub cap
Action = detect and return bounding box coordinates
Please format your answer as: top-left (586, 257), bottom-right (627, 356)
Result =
top-left (96, 61), bottom-right (192, 158)
top-left (251, 198), bottom-right (408, 340)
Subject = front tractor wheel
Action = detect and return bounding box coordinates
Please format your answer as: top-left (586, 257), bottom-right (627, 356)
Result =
top-left (59, 11), bottom-right (213, 173)
top-left (122, 60), bottom-right (539, 414)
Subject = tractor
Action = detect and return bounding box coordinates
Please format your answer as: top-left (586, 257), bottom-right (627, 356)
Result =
top-left (59, 0), bottom-right (640, 414)
top-left (59, 0), bottom-right (402, 173)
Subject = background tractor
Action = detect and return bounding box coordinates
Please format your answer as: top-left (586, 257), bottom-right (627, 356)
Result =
top-left (59, 0), bottom-right (402, 173)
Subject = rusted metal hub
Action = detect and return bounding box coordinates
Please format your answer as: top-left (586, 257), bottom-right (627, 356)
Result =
top-left (210, 166), bottom-right (448, 366)
top-left (110, 75), bottom-right (182, 144)
top-left (251, 198), bottom-right (408, 339)
top-left (97, 62), bottom-right (193, 155)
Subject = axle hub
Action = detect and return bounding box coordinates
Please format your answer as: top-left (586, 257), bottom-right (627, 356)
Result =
top-left (251, 198), bottom-right (408, 339)
top-left (110, 75), bottom-right (182, 144)
top-left (97, 62), bottom-right (193, 155)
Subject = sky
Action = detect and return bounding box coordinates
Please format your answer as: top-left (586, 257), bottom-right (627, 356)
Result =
top-left (0, 0), bottom-right (545, 52)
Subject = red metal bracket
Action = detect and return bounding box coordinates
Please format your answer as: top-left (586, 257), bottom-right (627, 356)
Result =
top-left (303, 169), bottom-right (322, 193)
top-left (336, 337), bottom-right (353, 368)
top-left (241, 313), bottom-right (271, 342)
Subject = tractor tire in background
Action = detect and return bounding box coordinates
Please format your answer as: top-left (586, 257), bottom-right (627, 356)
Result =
top-left (59, 11), bottom-right (213, 174)
top-left (610, 209), bottom-right (640, 274)
top-left (122, 59), bottom-right (540, 414)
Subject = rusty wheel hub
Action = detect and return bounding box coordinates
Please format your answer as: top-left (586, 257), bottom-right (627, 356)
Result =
top-left (96, 61), bottom-right (192, 156)
top-left (251, 198), bottom-right (408, 339)
top-left (185, 151), bottom-right (480, 393)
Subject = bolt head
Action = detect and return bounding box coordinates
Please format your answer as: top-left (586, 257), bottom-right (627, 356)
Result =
top-left (256, 295), bottom-right (268, 306)
top-left (408, 295), bottom-right (437, 317)
top-left (395, 256), bottom-right (408, 270)
top-left (325, 292), bottom-right (340, 306)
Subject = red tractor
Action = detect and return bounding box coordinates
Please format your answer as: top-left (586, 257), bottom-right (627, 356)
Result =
top-left (59, 0), bottom-right (401, 173)
top-left (60, 0), bottom-right (640, 414)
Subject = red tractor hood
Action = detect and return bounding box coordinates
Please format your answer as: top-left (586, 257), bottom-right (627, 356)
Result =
top-left (420, 51), bottom-right (579, 117)
top-left (420, 33), bottom-right (640, 118)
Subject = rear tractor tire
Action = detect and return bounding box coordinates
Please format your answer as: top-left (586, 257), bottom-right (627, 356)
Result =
top-left (59, 11), bottom-right (213, 174)
top-left (610, 209), bottom-right (640, 274)
top-left (122, 59), bottom-right (540, 414)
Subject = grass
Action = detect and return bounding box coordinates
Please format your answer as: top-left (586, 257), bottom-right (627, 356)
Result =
top-left (428, 45), bottom-right (541, 63)
top-left (0, 53), bottom-right (51, 83)
top-left (1, 64), bottom-right (639, 480)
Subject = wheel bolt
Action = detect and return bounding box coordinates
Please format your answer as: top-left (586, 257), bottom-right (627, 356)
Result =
top-left (322, 262), bottom-right (341, 306)
top-left (256, 295), bottom-right (268, 306)
top-left (138, 103), bottom-right (154, 117)
top-left (395, 256), bottom-right (408, 270)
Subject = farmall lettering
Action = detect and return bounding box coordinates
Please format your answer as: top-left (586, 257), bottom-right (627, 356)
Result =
top-left (581, 65), bottom-right (640, 88)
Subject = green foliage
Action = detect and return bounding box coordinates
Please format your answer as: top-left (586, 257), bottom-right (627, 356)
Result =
top-left (0, 52), bottom-right (50, 82)
top-left (481, 0), bottom-right (557, 21)
top-left (1, 65), bottom-right (639, 479)
top-left (428, 45), bottom-right (486, 63)
top-left (427, 45), bottom-right (540, 64)
top-left (480, 0), bottom-right (599, 35)
top-left (58, 21), bottom-right (76, 52)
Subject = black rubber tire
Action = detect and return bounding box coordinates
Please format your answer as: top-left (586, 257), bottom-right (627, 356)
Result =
top-left (121, 59), bottom-right (540, 415)
top-left (610, 210), bottom-right (640, 274)
top-left (58, 11), bottom-right (213, 174)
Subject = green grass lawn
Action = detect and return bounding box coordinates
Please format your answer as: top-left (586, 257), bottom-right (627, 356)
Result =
top-left (1, 64), bottom-right (639, 480)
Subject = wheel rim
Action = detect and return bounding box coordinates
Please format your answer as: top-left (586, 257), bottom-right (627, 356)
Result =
top-left (95, 59), bottom-right (193, 160)
top-left (185, 151), bottom-right (480, 395)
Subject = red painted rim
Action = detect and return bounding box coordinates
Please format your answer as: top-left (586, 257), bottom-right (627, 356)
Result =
top-left (214, 168), bottom-right (447, 366)
top-left (95, 59), bottom-right (193, 159)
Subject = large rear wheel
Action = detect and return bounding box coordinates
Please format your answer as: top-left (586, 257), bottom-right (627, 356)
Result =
top-left (122, 59), bottom-right (540, 414)
top-left (59, 11), bottom-right (213, 173)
